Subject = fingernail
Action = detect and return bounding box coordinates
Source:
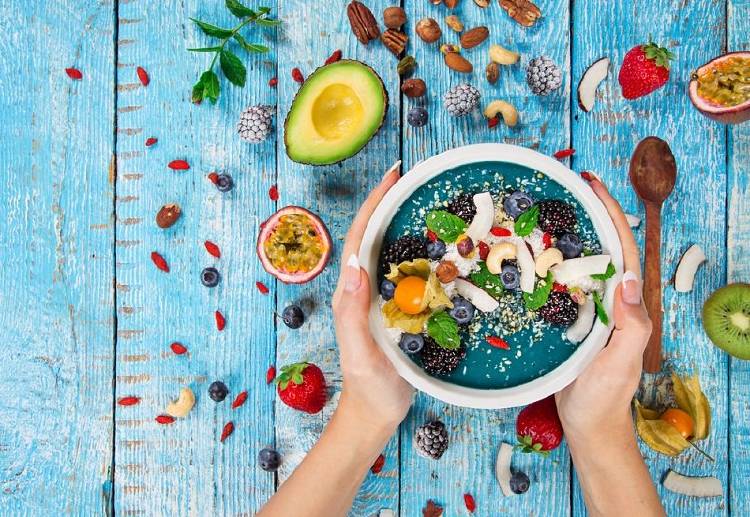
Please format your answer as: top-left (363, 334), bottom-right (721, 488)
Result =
top-left (383, 160), bottom-right (401, 180)
top-left (344, 253), bottom-right (362, 292)
top-left (622, 270), bottom-right (641, 305)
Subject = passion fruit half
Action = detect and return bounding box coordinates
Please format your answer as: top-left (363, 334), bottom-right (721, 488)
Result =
top-left (688, 51), bottom-right (750, 124)
top-left (257, 206), bottom-right (332, 284)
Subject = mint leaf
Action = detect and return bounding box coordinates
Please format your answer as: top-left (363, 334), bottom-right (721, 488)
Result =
top-left (188, 46), bottom-right (223, 52)
top-left (255, 16), bottom-right (282, 26)
top-left (593, 291), bottom-right (609, 325)
top-left (190, 18), bottom-right (234, 38)
top-left (426, 210), bottom-right (467, 243)
top-left (226, 0), bottom-right (256, 18)
top-left (523, 272), bottom-right (553, 310)
top-left (470, 262), bottom-right (505, 299)
top-left (191, 76), bottom-right (205, 103)
top-left (201, 70), bottom-right (220, 104)
top-left (233, 34), bottom-right (269, 53)
top-left (220, 50), bottom-right (247, 86)
top-left (257, 6), bottom-right (272, 14)
top-left (427, 311), bottom-right (460, 350)
top-left (514, 205), bottom-right (539, 237)
top-left (591, 262), bottom-right (616, 281)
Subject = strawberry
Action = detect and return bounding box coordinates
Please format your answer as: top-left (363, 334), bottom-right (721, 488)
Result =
top-left (618, 41), bottom-right (675, 100)
top-left (276, 362), bottom-right (327, 414)
top-left (516, 395), bottom-right (563, 456)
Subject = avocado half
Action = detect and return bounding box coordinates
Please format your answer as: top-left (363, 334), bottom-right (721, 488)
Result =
top-left (284, 60), bottom-right (388, 166)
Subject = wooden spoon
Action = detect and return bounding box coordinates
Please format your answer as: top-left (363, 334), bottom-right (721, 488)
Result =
top-left (628, 136), bottom-right (677, 373)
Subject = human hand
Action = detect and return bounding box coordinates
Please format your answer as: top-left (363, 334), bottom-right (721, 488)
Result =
top-left (331, 162), bottom-right (415, 435)
top-left (555, 177), bottom-right (652, 445)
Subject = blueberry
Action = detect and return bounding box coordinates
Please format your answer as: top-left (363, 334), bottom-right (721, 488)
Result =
top-left (200, 267), bottom-right (220, 287)
top-left (380, 280), bottom-right (396, 300)
top-left (503, 191), bottom-right (534, 219)
top-left (399, 333), bottom-right (424, 354)
top-left (556, 232), bottom-right (583, 259)
top-left (258, 447), bottom-right (282, 472)
top-left (510, 470), bottom-right (530, 494)
top-left (407, 107), bottom-right (428, 127)
top-left (215, 173), bottom-right (234, 192)
top-left (208, 381), bottom-right (229, 402)
top-left (282, 305), bottom-right (305, 329)
top-left (501, 263), bottom-right (520, 290)
top-left (426, 240), bottom-right (447, 260)
top-left (449, 296), bottom-right (475, 325)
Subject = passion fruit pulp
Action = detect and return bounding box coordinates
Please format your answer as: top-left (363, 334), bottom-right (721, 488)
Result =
top-left (688, 52), bottom-right (750, 124)
top-left (257, 206), bottom-right (332, 284)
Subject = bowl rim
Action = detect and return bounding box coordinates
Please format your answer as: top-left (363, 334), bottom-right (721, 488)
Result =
top-left (359, 143), bottom-right (623, 409)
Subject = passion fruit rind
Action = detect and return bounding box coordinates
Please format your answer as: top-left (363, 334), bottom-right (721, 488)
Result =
top-left (688, 51), bottom-right (750, 125)
top-left (257, 206), bottom-right (332, 284)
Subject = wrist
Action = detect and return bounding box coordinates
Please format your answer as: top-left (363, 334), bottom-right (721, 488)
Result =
top-left (333, 394), bottom-right (399, 448)
top-left (566, 413), bottom-right (638, 461)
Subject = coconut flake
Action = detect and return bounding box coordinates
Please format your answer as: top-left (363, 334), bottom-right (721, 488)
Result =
top-left (674, 244), bottom-right (707, 293)
top-left (578, 57), bottom-right (610, 112)
top-left (496, 442), bottom-right (515, 497)
top-left (565, 296), bottom-right (596, 343)
top-left (454, 278), bottom-right (499, 313)
top-left (466, 192), bottom-right (495, 242)
top-left (663, 470), bottom-right (722, 497)
top-left (379, 510), bottom-right (396, 517)
top-left (515, 238), bottom-right (536, 293)
top-left (625, 213), bottom-right (641, 228)
top-left (551, 255), bottom-right (611, 285)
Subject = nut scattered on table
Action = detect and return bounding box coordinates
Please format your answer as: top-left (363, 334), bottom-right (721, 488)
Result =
top-left (445, 15), bottom-right (463, 32)
top-left (166, 387), bottom-right (196, 418)
top-left (347, 0), bottom-right (381, 44)
top-left (486, 62), bottom-right (499, 84)
top-left (445, 52), bottom-right (473, 73)
top-left (382, 29), bottom-right (408, 56)
top-left (484, 100), bottom-right (519, 127)
top-left (444, 0), bottom-right (460, 8)
top-left (402, 78), bottom-right (427, 98)
top-left (416, 18), bottom-right (441, 43)
top-left (440, 43), bottom-right (461, 55)
top-left (489, 44), bottom-right (520, 65)
top-left (499, 0), bottom-right (542, 27)
top-left (460, 26), bottom-right (489, 49)
top-left (473, 0), bottom-right (490, 7)
top-left (397, 55), bottom-right (416, 75)
top-left (156, 203), bottom-right (181, 228)
top-left (383, 6), bottom-right (406, 29)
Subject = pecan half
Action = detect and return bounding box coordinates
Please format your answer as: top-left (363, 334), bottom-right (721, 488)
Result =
top-left (382, 29), bottom-right (408, 56)
top-left (347, 1), bottom-right (381, 44)
top-left (499, 0), bottom-right (542, 27)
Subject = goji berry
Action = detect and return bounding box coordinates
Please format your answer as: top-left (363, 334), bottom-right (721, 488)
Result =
top-left (150, 251), bottom-right (169, 272)
top-left (464, 493), bottom-right (476, 513)
top-left (426, 230), bottom-right (438, 242)
top-left (553, 148), bottom-right (575, 159)
top-left (478, 241), bottom-right (490, 261)
top-left (256, 281), bottom-right (269, 295)
top-left (291, 67), bottom-right (304, 83)
top-left (268, 184), bottom-right (279, 201)
top-left (268, 77), bottom-right (278, 87)
top-left (488, 116), bottom-right (500, 128)
top-left (170, 342), bottom-right (187, 355)
top-left (155, 415), bottom-right (175, 425)
top-left (266, 366), bottom-right (276, 384)
top-left (580, 171), bottom-right (595, 182)
top-left (65, 67), bottom-right (82, 80)
top-left (325, 49), bottom-right (342, 65)
top-left (542, 232), bottom-right (553, 249)
top-left (553, 282), bottom-right (567, 292)
top-left (220, 421), bottom-right (234, 442)
top-left (486, 336), bottom-right (509, 350)
top-left (207, 172), bottom-right (219, 184)
top-left (231, 391), bottom-right (248, 409)
top-left (136, 66), bottom-right (150, 86)
top-left (370, 454), bottom-right (385, 474)
top-left (145, 137), bottom-right (158, 147)
top-left (168, 159), bottom-right (190, 170)
top-left (215, 310), bottom-right (226, 331)
top-left (118, 396), bottom-right (140, 406)
top-left (490, 227), bottom-right (511, 237)
top-left (204, 240), bottom-right (221, 258)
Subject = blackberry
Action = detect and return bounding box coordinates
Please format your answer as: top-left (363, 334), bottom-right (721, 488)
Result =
top-left (413, 420), bottom-right (449, 460)
top-left (526, 56), bottom-right (563, 96)
top-left (419, 336), bottom-right (466, 375)
top-left (443, 83), bottom-right (480, 117)
top-left (237, 105), bottom-right (274, 143)
top-left (381, 235), bottom-right (428, 268)
top-left (538, 291), bottom-right (578, 326)
top-left (537, 200), bottom-right (577, 233)
top-left (446, 193), bottom-right (476, 223)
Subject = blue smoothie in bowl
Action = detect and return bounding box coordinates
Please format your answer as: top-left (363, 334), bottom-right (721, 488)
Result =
top-left (377, 161), bottom-right (614, 391)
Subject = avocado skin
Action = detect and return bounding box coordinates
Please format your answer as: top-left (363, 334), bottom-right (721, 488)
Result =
top-left (283, 59), bottom-right (389, 166)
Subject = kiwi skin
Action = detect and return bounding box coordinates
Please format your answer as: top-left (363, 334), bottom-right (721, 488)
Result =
top-left (702, 283), bottom-right (750, 360)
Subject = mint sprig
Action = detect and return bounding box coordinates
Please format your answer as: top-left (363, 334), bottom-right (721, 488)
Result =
top-left (523, 272), bottom-right (553, 310)
top-left (426, 311), bottom-right (460, 350)
top-left (593, 291), bottom-right (609, 325)
top-left (591, 262), bottom-right (616, 281)
top-left (514, 205), bottom-right (539, 237)
top-left (470, 262), bottom-right (505, 299)
top-left (426, 210), bottom-right (467, 243)
top-left (189, 1), bottom-right (280, 104)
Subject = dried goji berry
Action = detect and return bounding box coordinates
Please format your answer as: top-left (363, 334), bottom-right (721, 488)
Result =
top-left (220, 421), bottom-right (234, 442)
top-left (486, 336), bottom-right (509, 350)
top-left (266, 366), bottom-right (276, 384)
top-left (542, 232), bottom-right (553, 249)
top-left (118, 396), bottom-right (140, 406)
top-left (231, 391), bottom-right (248, 409)
top-left (150, 251), bottom-right (169, 272)
top-left (136, 66), bottom-right (150, 86)
top-left (65, 67), bottom-right (82, 80)
top-left (478, 241), bottom-right (490, 261)
top-left (170, 342), bottom-right (187, 355)
top-left (553, 148), bottom-right (575, 159)
top-left (553, 282), bottom-right (567, 292)
top-left (291, 67), bottom-right (304, 83)
top-left (145, 137), bottom-right (158, 147)
top-left (207, 172), bottom-right (219, 184)
top-left (325, 49), bottom-right (342, 65)
top-left (268, 77), bottom-right (278, 87)
top-left (426, 230), bottom-right (438, 242)
top-left (256, 281), bottom-right (269, 295)
top-left (490, 227), bottom-right (511, 237)
top-left (580, 171), bottom-right (594, 182)
top-left (464, 493), bottom-right (476, 513)
top-left (168, 159), bottom-right (190, 171)
top-left (487, 116), bottom-right (500, 128)
top-left (215, 310), bottom-right (226, 331)
top-left (268, 184), bottom-right (279, 201)
top-left (370, 454), bottom-right (385, 474)
top-left (204, 240), bottom-right (221, 258)
top-left (155, 415), bottom-right (175, 425)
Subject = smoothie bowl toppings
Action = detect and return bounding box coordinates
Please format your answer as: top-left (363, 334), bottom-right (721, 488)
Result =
top-left (376, 162), bottom-right (615, 390)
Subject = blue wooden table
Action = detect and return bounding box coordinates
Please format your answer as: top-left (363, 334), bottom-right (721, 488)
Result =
top-left (0, 0), bottom-right (748, 515)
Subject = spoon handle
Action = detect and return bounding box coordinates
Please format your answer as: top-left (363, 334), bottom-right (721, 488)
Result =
top-left (643, 202), bottom-right (663, 373)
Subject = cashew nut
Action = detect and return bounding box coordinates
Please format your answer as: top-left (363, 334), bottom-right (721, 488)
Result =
top-left (486, 242), bottom-right (517, 274)
top-left (489, 44), bottom-right (520, 65)
top-left (484, 100), bottom-right (519, 127)
top-left (166, 387), bottom-right (195, 418)
top-left (534, 247), bottom-right (564, 277)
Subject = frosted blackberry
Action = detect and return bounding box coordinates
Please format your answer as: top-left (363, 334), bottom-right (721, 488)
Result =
top-left (537, 200), bottom-right (577, 233)
top-left (446, 193), bottom-right (476, 223)
top-left (526, 56), bottom-right (563, 96)
top-left (237, 105), bottom-right (274, 143)
top-left (414, 420), bottom-right (449, 460)
top-left (381, 235), bottom-right (428, 269)
top-left (443, 83), bottom-right (480, 117)
top-left (419, 336), bottom-right (466, 375)
top-left (538, 291), bottom-right (578, 326)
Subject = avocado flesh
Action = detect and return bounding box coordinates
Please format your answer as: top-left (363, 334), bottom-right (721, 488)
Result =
top-left (284, 60), bottom-right (388, 165)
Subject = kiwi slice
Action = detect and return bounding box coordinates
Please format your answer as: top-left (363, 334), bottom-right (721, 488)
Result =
top-left (702, 283), bottom-right (750, 359)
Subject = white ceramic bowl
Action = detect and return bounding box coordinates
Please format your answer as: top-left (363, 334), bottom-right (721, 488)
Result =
top-left (359, 144), bottom-right (623, 409)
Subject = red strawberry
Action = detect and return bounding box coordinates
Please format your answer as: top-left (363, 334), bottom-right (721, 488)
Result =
top-left (516, 395), bottom-right (563, 456)
top-left (618, 41), bottom-right (675, 100)
top-left (276, 362), bottom-right (327, 414)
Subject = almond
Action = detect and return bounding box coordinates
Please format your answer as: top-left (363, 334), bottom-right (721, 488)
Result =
top-left (444, 52), bottom-right (473, 73)
top-left (460, 26), bottom-right (489, 49)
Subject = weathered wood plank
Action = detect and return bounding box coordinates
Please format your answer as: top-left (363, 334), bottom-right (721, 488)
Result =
top-left (0, 1), bottom-right (116, 514)
top-left (273, 1), bottom-right (402, 515)
top-left (571, 1), bottom-right (728, 515)
top-left (113, 1), bottom-right (276, 514)
top-left (728, 1), bottom-right (750, 514)
top-left (399, 1), bottom-right (572, 515)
